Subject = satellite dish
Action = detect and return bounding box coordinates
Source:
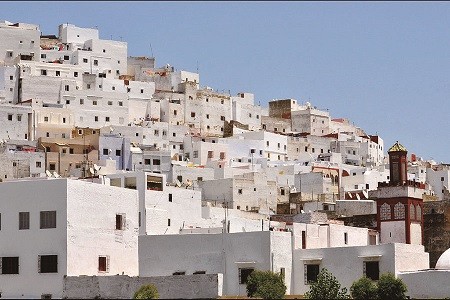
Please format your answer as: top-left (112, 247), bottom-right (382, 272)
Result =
top-left (108, 149), bottom-right (112, 154)
top-left (109, 126), bottom-right (114, 133)
top-left (93, 164), bottom-right (100, 171)
top-left (175, 180), bottom-right (181, 187)
top-left (89, 167), bottom-right (95, 174)
top-left (186, 179), bottom-right (192, 187)
top-left (301, 209), bottom-right (305, 214)
top-left (46, 170), bottom-right (52, 177)
top-left (53, 171), bottom-right (60, 178)
top-left (347, 192), bottom-right (353, 199)
top-left (356, 193), bottom-right (360, 200)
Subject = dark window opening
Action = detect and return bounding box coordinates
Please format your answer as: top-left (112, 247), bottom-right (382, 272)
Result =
top-left (39, 255), bottom-right (58, 273)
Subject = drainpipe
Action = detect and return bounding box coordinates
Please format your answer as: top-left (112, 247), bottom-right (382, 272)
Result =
top-left (40, 142), bottom-right (47, 172)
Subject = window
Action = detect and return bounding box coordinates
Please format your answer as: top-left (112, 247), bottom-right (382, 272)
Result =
top-left (40, 211), bottom-right (56, 229)
top-left (207, 151), bottom-right (213, 158)
top-left (105, 116), bottom-right (110, 122)
top-left (417, 205), bottom-right (422, 221)
top-left (74, 72), bottom-right (78, 77)
top-left (193, 271), bottom-right (206, 274)
top-left (280, 268), bottom-right (285, 281)
top-left (8, 114), bottom-right (13, 121)
top-left (80, 99), bottom-right (84, 105)
top-left (168, 219), bottom-right (171, 226)
top-left (153, 159), bottom-right (160, 165)
top-left (364, 261), bottom-right (379, 280)
top-left (141, 89), bottom-right (144, 94)
top-left (17, 114), bottom-right (22, 122)
top-left (83, 58), bottom-right (88, 63)
top-left (41, 54), bottom-right (46, 59)
top-left (220, 116), bottom-right (225, 121)
top-left (193, 151), bottom-right (198, 158)
top-left (281, 188), bottom-right (285, 196)
top-left (39, 255), bottom-right (58, 273)
top-left (108, 101), bottom-right (113, 106)
top-left (344, 232), bottom-right (348, 244)
top-left (116, 214), bottom-right (125, 230)
top-left (191, 112), bottom-right (196, 118)
top-left (93, 100), bottom-right (97, 105)
top-left (64, 85), bottom-right (69, 91)
top-left (103, 149), bottom-right (109, 155)
top-left (410, 204), bottom-right (415, 220)
top-left (239, 268), bottom-right (254, 284)
top-left (118, 101), bottom-right (123, 107)
top-left (19, 212), bottom-right (30, 230)
top-left (305, 264), bottom-right (320, 284)
top-left (116, 150), bottom-right (121, 156)
top-left (380, 203), bottom-right (391, 220)
top-left (302, 231), bottom-right (306, 249)
top-left (56, 71), bottom-right (60, 76)
top-left (98, 256), bottom-right (109, 272)
top-left (206, 114), bottom-right (210, 119)
top-left (93, 60), bottom-right (98, 66)
top-left (112, 86), bottom-right (115, 91)
top-left (94, 116), bottom-right (98, 122)
top-left (220, 152), bottom-right (226, 160)
top-left (169, 194), bottom-right (173, 202)
top-left (1, 257), bottom-right (19, 274)
top-left (173, 110), bottom-right (177, 116)
top-left (49, 163), bottom-right (56, 171)
top-left (238, 189), bottom-right (243, 194)
top-left (394, 202), bottom-right (405, 219)
top-left (36, 161), bottom-right (42, 168)
top-left (41, 70), bottom-right (47, 76)
top-left (173, 271), bottom-right (185, 275)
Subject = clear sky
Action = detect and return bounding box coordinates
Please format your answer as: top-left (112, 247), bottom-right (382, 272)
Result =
top-left (2, 2), bottom-right (449, 162)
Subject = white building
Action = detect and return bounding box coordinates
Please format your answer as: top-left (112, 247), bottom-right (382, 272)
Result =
top-left (0, 178), bottom-right (139, 298)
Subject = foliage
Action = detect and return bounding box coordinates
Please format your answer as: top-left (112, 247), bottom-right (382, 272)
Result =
top-left (133, 284), bottom-right (159, 299)
top-left (246, 270), bottom-right (287, 299)
top-left (304, 268), bottom-right (349, 299)
top-left (350, 276), bottom-right (378, 299)
top-left (376, 273), bottom-right (407, 300)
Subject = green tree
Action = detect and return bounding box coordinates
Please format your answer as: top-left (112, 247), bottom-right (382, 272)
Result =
top-left (133, 284), bottom-right (159, 299)
top-left (376, 273), bottom-right (407, 300)
top-left (246, 270), bottom-right (287, 299)
top-left (304, 268), bottom-right (349, 299)
top-left (350, 276), bottom-right (378, 300)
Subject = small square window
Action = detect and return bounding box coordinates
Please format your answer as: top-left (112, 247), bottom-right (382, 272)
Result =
top-left (2, 257), bottom-right (19, 274)
top-left (74, 72), bottom-right (78, 77)
top-left (168, 219), bottom-right (171, 226)
top-left (305, 264), bottom-right (320, 284)
top-left (93, 60), bottom-right (98, 66)
top-left (8, 114), bottom-right (13, 121)
top-left (116, 149), bottom-right (121, 156)
top-left (108, 101), bottom-right (113, 106)
top-left (41, 70), bottom-right (47, 76)
top-left (116, 214), bottom-right (125, 230)
top-left (40, 211), bottom-right (56, 229)
top-left (83, 58), bottom-right (88, 63)
top-left (19, 212), bottom-right (30, 230)
top-left (64, 55), bottom-right (69, 60)
top-left (80, 99), bottom-right (84, 105)
top-left (118, 101), bottom-right (123, 107)
top-left (39, 255), bottom-right (58, 273)
top-left (106, 116), bottom-right (110, 122)
top-left (94, 116), bottom-right (98, 122)
top-left (98, 256), bottom-right (109, 272)
top-left (239, 268), bottom-right (254, 284)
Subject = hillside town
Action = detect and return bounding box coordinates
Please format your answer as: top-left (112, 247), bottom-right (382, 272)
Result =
top-left (0, 20), bottom-right (449, 299)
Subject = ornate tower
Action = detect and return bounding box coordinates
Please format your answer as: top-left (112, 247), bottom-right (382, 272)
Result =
top-left (370, 141), bottom-right (424, 245)
top-left (388, 141), bottom-right (408, 186)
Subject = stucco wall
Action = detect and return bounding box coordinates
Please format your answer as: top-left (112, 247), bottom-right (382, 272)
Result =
top-left (62, 274), bottom-right (223, 299)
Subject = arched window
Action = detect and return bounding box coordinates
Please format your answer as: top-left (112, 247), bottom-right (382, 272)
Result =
top-left (380, 203), bottom-right (391, 220)
top-left (409, 204), bottom-right (415, 220)
top-left (394, 202), bottom-right (405, 219)
top-left (417, 205), bottom-right (422, 221)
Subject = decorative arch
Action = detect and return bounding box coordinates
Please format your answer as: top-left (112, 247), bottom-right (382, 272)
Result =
top-left (409, 204), bottom-right (415, 220)
top-left (417, 205), bottom-right (422, 221)
top-left (380, 203), bottom-right (391, 220)
top-left (394, 202), bottom-right (405, 219)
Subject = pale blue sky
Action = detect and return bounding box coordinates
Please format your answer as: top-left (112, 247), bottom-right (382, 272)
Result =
top-left (2, 2), bottom-right (449, 162)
